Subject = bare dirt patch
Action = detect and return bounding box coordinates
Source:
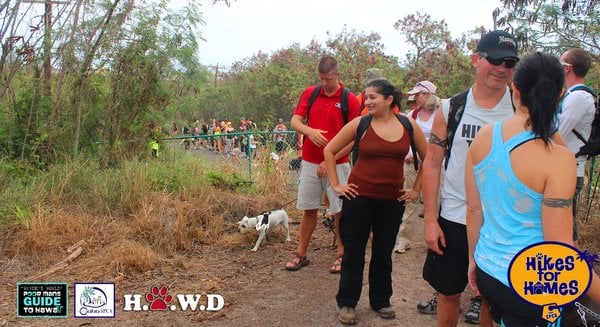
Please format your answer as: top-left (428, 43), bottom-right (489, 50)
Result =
top-left (0, 208), bottom-right (484, 326)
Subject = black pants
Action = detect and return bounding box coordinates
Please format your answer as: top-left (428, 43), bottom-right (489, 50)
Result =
top-left (336, 197), bottom-right (404, 310)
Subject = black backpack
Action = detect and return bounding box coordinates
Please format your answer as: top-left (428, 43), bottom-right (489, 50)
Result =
top-left (306, 85), bottom-right (351, 125)
top-left (351, 114), bottom-right (419, 171)
top-left (568, 85), bottom-right (600, 158)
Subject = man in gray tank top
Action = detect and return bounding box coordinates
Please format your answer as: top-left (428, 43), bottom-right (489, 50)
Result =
top-left (420, 30), bottom-right (519, 327)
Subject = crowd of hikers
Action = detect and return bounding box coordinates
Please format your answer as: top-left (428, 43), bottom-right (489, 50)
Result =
top-left (281, 31), bottom-right (600, 327)
top-left (147, 29), bottom-right (600, 326)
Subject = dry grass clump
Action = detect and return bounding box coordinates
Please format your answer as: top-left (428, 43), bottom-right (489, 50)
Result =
top-left (9, 206), bottom-right (96, 262)
top-left (130, 192), bottom-right (204, 256)
top-left (86, 240), bottom-right (159, 278)
top-left (217, 232), bottom-right (251, 249)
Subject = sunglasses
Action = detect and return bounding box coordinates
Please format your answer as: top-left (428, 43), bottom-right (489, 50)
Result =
top-left (560, 61), bottom-right (573, 67)
top-left (416, 82), bottom-right (431, 93)
top-left (480, 54), bottom-right (518, 68)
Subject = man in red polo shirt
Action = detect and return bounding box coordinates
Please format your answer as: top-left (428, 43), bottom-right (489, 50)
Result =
top-left (286, 55), bottom-right (360, 273)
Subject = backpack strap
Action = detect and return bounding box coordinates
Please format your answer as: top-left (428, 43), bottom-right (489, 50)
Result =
top-left (396, 114), bottom-right (418, 171)
top-left (569, 85), bottom-right (597, 144)
top-left (445, 90), bottom-right (469, 170)
top-left (306, 85), bottom-right (350, 125)
top-left (351, 115), bottom-right (372, 162)
top-left (351, 114), bottom-right (418, 171)
top-left (305, 85), bottom-right (321, 125)
top-left (341, 87), bottom-right (350, 125)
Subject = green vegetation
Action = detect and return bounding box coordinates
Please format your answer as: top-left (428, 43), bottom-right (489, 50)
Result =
top-left (0, 152), bottom-right (257, 225)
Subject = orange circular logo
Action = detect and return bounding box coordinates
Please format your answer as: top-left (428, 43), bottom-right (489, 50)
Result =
top-left (508, 242), bottom-right (593, 323)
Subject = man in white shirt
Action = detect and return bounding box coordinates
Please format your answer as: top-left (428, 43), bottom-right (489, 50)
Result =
top-left (557, 48), bottom-right (595, 244)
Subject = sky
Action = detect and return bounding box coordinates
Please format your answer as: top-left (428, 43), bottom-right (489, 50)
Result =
top-left (195, 0), bottom-right (504, 69)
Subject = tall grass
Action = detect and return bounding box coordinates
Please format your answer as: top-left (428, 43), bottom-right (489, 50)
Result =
top-left (0, 150), bottom-right (294, 278)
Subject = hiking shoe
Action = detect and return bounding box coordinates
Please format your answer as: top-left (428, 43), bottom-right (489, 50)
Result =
top-left (465, 296), bottom-right (482, 324)
top-left (338, 306), bottom-right (357, 325)
top-left (417, 292), bottom-right (438, 314)
top-left (377, 306), bottom-right (396, 319)
top-left (393, 237), bottom-right (412, 254)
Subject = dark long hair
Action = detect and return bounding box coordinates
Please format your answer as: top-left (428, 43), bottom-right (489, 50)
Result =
top-left (513, 52), bottom-right (565, 144)
top-left (366, 79), bottom-right (402, 109)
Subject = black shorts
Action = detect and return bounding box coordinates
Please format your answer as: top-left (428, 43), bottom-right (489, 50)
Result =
top-left (476, 267), bottom-right (558, 327)
top-left (422, 216), bottom-right (468, 296)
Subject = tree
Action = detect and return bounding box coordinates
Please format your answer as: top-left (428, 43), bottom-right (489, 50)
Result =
top-left (325, 28), bottom-right (402, 93)
top-left (194, 30), bottom-right (404, 125)
top-left (0, 0), bottom-right (207, 164)
top-left (496, 0), bottom-right (599, 60)
top-left (393, 12), bottom-right (451, 68)
top-left (394, 13), bottom-right (476, 97)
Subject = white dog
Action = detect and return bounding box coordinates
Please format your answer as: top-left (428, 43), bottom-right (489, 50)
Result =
top-left (237, 209), bottom-right (291, 251)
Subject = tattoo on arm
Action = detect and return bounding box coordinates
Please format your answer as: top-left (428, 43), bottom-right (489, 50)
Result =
top-left (429, 133), bottom-right (448, 148)
top-left (542, 198), bottom-right (572, 208)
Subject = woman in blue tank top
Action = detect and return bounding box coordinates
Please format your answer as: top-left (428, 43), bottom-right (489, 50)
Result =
top-left (465, 52), bottom-right (600, 326)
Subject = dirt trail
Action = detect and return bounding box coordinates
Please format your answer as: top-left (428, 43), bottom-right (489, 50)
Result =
top-left (1, 213), bottom-right (482, 326)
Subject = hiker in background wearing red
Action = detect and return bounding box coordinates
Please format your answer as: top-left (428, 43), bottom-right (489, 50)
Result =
top-left (394, 80), bottom-right (439, 254)
top-left (557, 48), bottom-right (596, 246)
top-left (285, 55), bottom-right (360, 273)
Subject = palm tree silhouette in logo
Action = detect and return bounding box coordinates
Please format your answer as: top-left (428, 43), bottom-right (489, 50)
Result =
top-left (81, 286), bottom-right (94, 305)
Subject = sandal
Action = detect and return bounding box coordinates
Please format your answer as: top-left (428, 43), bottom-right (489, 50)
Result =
top-left (330, 255), bottom-right (343, 274)
top-left (285, 251), bottom-right (310, 271)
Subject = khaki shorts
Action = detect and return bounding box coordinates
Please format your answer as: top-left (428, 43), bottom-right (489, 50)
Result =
top-left (296, 161), bottom-right (350, 214)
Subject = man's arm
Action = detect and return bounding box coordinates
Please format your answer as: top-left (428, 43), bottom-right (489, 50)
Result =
top-left (291, 114), bottom-right (328, 148)
top-left (422, 107), bottom-right (448, 255)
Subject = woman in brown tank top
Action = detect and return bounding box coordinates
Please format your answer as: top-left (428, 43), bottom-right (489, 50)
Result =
top-left (324, 79), bottom-right (428, 324)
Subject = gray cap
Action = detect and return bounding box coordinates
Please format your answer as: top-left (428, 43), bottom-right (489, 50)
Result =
top-left (362, 68), bottom-right (385, 85)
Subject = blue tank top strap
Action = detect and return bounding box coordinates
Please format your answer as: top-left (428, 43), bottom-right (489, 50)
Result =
top-left (503, 129), bottom-right (537, 152)
top-left (491, 121), bottom-right (504, 148)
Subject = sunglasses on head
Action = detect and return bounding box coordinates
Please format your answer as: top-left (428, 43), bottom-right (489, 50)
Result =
top-left (416, 82), bottom-right (431, 93)
top-left (480, 54), bottom-right (518, 68)
top-left (560, 61), bottom-right (573, 67)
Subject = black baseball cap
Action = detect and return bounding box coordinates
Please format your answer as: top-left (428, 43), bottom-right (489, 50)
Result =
top-left (476, 30), bottom-right (519, 60)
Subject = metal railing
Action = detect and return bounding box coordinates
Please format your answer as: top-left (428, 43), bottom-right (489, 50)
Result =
top-left (162, 131), bottom-right (302, 179)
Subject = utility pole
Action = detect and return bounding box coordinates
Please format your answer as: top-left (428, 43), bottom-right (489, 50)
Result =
top-left (214, 63), bottom-right (219, 88)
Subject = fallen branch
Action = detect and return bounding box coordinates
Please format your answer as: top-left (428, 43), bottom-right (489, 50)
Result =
top-left (28, 245), bottom-right (84, 281)
top-left (67, 239), bottom-right (85, 253)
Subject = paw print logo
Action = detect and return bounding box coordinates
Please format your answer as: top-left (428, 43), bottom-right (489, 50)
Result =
top-left (536, 253), bottom-right (544, 260)
top-left (145, 286), bottom-right (172, 310)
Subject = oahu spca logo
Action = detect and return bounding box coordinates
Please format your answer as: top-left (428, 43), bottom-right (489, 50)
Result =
top-left (74, 283), bottom-right (115, 318)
